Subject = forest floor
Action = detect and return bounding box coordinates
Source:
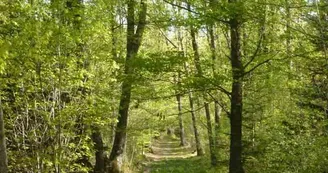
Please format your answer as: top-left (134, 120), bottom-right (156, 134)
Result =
top-left (140, 135), bottom-right (224, 173)
top-left (141, 135), bottom-right (195, 173)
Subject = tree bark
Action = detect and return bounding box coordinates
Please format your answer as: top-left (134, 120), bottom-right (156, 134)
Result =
top-left (188, 3), bottom-right (217, 166)
top-left (178, 26), bottom-right (203, 155)
top-left (214, 101), bottom-right (221, 146)
top-left (175, 71), bottom-right (186, 146)
top-left (108, 1), bottom-right (146, 172)
top-left (204, 102), bottom-right (217, 166)
top-left (188, 91), bottom-right (204, 156)
top-left (0, 96), bottom-right (8, 173)
top-left (176, 92), bottom-right (186, 146)
top-left (229, 0), bottom-right (244, 172)
top-left (207, 15), bottom-right (222, 151)
top-left (92, 128), bottom-right (106, 173)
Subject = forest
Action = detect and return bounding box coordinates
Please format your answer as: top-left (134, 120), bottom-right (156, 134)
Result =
top-left (0, 0), bottom-right (327, 173)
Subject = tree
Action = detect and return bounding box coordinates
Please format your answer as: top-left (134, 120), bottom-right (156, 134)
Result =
top-left (228, 0), bottom-right (244, 171)
top-left (108, 0), bottom-right (147, 172)
top-left (2, 0), bottom-right (328, 172)
top-left (0, 96), bottom-right (8, 173)
top-left (187, 3), bottom-right (218, 166)
top-left (185, 62), bottom-right (204, 156)
top-left (175, 71), bottom-right (187, 146)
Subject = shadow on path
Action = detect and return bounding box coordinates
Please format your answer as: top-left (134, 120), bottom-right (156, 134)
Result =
top-left (141, 135), bottom-right (198, 173)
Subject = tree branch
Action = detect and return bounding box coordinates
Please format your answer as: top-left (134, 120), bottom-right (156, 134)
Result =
top-left (163, 0), bottom-right (229, 24)
top-left (201, 76), bottom-right (231, 97)
top-left (158, 28), bottom-right (178, 49)
top-left (206, 91), bottom-right (231, 116)
top-left (242, 59), bottom-right (271, 77)
top-left (163, 0), bottom-right (200, 15)
top-left (244, 31), bottom-right (264, 69)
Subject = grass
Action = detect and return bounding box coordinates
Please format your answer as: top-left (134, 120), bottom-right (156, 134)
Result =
top-left (145, 156), bottom-right (228, 173)
top-left (141, 134), bottom-right (228, 173)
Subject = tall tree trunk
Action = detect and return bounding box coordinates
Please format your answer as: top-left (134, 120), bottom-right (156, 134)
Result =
top-left (0, 96), bottom-right (8, 173)
top-left (188, 3), bottom-right (217, 166)
top-left (108, 1), bottom-right (146, 172)
top-left (176, 92), bottom-right (186, 146)
top-left (175, 71), bottom-right (186, 146)
top-left (229, 0), bottom-right (244, 172)
top-left (285, 0), bottom-right (291, 63)
top-left (285, 0), bottom-right (294, 83)
top-left (92, 127), bottom-right (106, 173)
top-left (204, 102), bottom-right (217, 166)
top-left (188, 90), bottom-right (203, 155)
top-left (208, 17), bottom-right (221, 150)
top-left (178, 27), bottom-right (203, 155)
top-left (175, 70), bottom-right (186, 146)
top-left (214, 101), bottom-right (221, 146)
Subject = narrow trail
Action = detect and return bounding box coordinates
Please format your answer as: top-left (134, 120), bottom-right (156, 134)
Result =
top-left (141, 135), bottom-right (196, 173)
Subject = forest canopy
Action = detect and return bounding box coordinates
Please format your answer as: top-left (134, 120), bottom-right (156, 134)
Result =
top-left (0, 0), bottom-right (327, 173)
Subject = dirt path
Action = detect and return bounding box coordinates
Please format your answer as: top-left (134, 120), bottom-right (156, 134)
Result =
top-left (141, 135), bottom-right (196, 173)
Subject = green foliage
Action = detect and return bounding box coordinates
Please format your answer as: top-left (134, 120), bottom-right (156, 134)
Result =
top-left (134, 51), bottom-right (187, 74)
top-left (148, 157), bottom-right (227, 173)
top-left (1, 0), bottom-right (328, 172)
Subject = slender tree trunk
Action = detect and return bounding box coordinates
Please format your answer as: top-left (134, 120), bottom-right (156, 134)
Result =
top-left (92, 127), bottom-right (106, 173)
top-left (285, 0), bottom-right (291, 62)
top-left (178, 27), bottom-right (203, 154)
top-left (214, 101), bottom-right (221, 145)
top-left (108, 1), bottom-right (146, 172)
top-left (208, 0), bottom-right (218, 73)
top-left (229, 0), bottom-right (244, 172)
top-left (175, 71), bottom-right (186, 146)
top-left (285, 0), bottom-right (294, 83)
top-left (204, 102), bottom-right (217, 166)
top-left (176, 92), bottom-right (186, 146)
top-left (0, 96), bottom-right (8, 173)
top-left (188, 91), bottom-right (203, 155)
top-left (208, 18), bottom-right (221, 150)
top-left (188, 3), bottom-right (217, 166)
